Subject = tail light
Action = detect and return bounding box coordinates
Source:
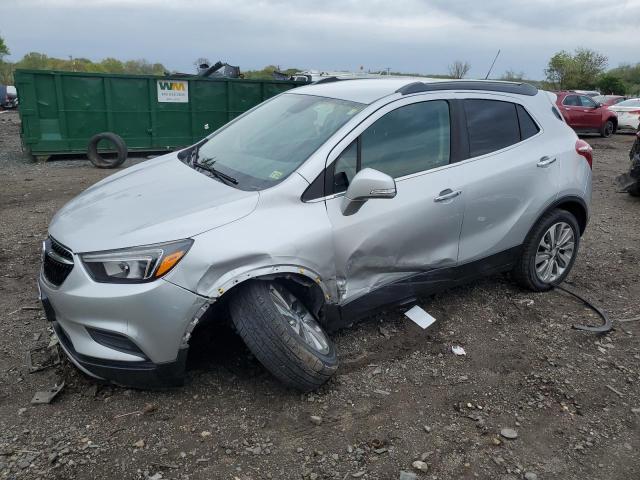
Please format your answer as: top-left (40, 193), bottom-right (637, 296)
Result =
top-left (575, 139), bottom-right (593, 169)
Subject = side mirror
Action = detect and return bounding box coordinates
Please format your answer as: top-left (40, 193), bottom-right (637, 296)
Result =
top-left (341, 168), bottom-right (396, 216)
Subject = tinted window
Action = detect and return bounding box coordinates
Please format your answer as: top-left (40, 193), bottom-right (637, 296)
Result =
top-left (360, 101), bottom-right (450, 178)
top-left (579, 96), bottom-right (597, 107)
top-left (516, 105), bottom-right (540, 140)
top-left (464, 100), bottom-right (520, 157)
top-left (563, 95), bottom-right (580, 106)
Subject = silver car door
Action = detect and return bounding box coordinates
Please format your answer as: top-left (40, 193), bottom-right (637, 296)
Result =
top-left (323, 97), bottom-right (464, 305)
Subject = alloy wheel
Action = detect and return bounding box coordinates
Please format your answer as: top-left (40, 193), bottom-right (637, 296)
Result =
top-left (268, 283), bottom-right (330, 354)
top-left (535, 221), bottom-right (575, 283)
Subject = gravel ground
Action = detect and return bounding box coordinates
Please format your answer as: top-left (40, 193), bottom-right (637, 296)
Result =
top-left (1, 109), bottom-right (639, 480)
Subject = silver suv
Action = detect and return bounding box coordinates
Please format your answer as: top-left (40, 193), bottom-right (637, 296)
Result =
top-left (39, 78), bottom-right (593, 391)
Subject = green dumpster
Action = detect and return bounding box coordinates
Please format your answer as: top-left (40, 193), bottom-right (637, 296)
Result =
top-left (14, 69), bottom-right (306, 162)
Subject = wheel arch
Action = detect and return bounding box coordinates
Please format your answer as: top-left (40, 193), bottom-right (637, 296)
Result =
top-left (532, 196), bottom-right (588, 237)
top-left (181, 266), bottom-right (334, 347)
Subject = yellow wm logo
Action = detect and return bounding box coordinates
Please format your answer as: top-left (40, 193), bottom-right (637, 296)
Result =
top-left (158, 81), bottom-right (186, 91)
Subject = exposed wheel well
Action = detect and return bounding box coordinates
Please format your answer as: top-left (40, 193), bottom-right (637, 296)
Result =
top-left (192, 273), bottom-right (327, 335)
top-left (554, 199), bottom-right (588, 235)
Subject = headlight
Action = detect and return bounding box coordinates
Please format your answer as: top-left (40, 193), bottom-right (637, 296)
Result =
top-left (80, 239), bottom-right (193, 283)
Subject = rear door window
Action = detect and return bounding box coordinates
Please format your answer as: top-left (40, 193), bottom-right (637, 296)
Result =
top-left (464, 99), bottom-right (520, 157)
top-left (563, 95), bottom-right (580, 106)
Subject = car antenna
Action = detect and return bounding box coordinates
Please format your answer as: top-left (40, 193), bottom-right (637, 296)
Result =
top-left (485, 49), bottom-right (501, 80)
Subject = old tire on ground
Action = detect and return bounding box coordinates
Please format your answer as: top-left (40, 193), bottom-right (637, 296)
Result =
top-left (513, 209), bottom-right (580, 292)
top-left (600, 119), bottom-right (615, 138)
top-left (229, 280), bottom-right (338, 391)
top-left (87, 132), bottom-right (128, 169)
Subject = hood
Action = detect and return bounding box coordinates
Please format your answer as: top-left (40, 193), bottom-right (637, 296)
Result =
top-left (49, 154), bottom-right (259, 252)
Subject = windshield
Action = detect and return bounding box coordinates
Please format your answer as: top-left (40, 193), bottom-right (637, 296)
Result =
top-left (187, 94), bottom-right (365, 190)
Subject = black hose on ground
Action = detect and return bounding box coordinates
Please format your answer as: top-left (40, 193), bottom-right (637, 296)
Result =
top-left (553, 285), bottom-right (613, 334)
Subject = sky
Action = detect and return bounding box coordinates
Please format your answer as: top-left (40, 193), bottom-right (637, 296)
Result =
top-left (2, 0), bottom-right (639, 80)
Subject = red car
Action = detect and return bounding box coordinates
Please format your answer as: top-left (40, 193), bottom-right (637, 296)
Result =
top-left (555, 91), bottom-right (618, 137)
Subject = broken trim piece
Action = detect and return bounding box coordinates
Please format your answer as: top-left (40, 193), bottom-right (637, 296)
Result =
top-left (554, 285), bottom-right (613, 333)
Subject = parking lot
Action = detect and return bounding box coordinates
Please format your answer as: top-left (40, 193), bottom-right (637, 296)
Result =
top-left (1, 109), bottom-right (639, 479)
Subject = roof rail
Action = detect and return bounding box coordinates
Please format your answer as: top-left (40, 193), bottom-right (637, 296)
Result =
top-left (396, 81), bottom-right (538, 96)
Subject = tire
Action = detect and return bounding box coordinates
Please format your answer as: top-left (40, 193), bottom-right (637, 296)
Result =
top-left (87, 132), bottom-right (128, 169)
top-left (600, 119), bottom-right (614, 138)
top-left (629, 182), bottom-right (640, 197)
top-left (229, 280), bottom-right (338, 391)
top-left (513, 209), bottom-right (580, 292)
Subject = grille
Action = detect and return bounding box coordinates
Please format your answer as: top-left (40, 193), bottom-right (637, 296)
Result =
top-left (43, 237), bottom-right (74, 286)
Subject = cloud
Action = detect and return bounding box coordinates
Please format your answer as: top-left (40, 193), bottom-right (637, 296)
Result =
top-left (2, 0), bottom-right (639, 79)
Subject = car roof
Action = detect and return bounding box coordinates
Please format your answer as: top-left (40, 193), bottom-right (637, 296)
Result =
top-left (289, 77), bottom-right (538, 104)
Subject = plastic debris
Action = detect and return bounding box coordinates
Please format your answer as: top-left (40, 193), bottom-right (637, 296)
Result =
top-left (26, 345), bottom-right (60, 373)
top-left (31, 381), bottom-right (65, 404)
top-left (451, 345), bottom-right (466, 356)
top-left (404, 305), bottom-right (436, 329)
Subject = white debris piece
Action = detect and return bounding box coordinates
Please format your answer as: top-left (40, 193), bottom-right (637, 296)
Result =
top-left (451, 345), bottom-right (466, 356)
top-left (404, 305), bottom-right (437, 329)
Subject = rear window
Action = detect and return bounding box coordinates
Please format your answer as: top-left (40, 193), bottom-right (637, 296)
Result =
top-left (617, 99), bottom-right (640, 108)
top-left (464, 100), bottom-right (521, 157)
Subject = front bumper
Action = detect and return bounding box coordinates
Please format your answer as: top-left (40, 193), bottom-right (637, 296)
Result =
top-left (38, 251), bottom-right (209, 388)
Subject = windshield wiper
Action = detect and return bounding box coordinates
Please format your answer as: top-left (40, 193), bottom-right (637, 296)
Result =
top-left (193, 157), bottom-right (238, 185)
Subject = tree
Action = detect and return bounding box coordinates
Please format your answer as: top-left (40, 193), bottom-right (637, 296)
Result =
top-left (544, 51), bottom-right (573, 89)
top-left (545, 48), bottom-right (608, 90)
top-left (500, 69), bottom-right (525, 81)
top-left (0, 33), bottom-right (9, 60)
top-left (448, 60), bottom-right (470, 79)
top-left (597, 74), bottom-right (626, 95)
top-left (608, 63), bottom-right (640, 96)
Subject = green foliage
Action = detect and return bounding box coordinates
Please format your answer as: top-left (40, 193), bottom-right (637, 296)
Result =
top-left (545, 48), bottom-right (607, 90)
top-left (608, 63), bottom-right (640, 96)
top-left (596, 74), bottom-right (626, 95)
top-left (11, 52), bottom-right (166, 77)
top-left (0, 33), bottom-right (9, 59)
top-left (243, 65), bottom-right (287, 80)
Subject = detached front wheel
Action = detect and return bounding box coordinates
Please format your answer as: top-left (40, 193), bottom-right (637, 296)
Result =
top-left (229, 281), bottom-right (338, 391)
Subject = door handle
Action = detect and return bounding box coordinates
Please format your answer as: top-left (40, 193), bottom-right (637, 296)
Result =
top-left (434, 189), bottom-right (461, 202)
top-left (537, 156), bottom-right (556, 168)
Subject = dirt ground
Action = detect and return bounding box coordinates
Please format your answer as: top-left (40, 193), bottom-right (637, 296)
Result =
top-left (1, 109), bottom-right (639, 480)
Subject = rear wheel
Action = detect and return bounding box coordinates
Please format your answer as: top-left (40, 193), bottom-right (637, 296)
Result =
top-left (229, 281), bottom-right (338, 391)
top-left (513, 209), bottom-right (580, 291)
top-left (628, 182), bottom-right (640, 197)
top-left (600, 119), bottom-right (615, 138)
